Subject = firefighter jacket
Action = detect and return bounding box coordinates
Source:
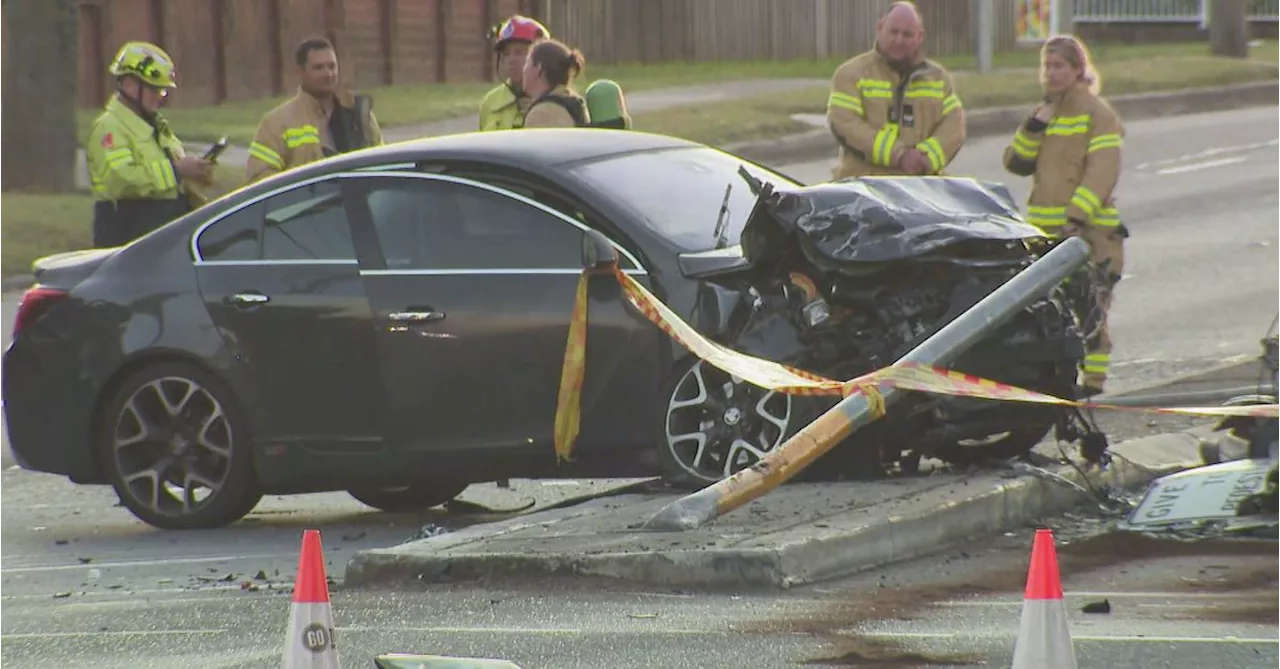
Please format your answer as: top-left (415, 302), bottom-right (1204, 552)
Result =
top-left (1001, 81), bottom-right (1124, 236)
top-left (524, 85), bottom-right (590, 128)
top-left (84, 97), bottom-right (190, 203)
top-left (826, 49), bottom-right (966, 179)
top-left (246, 87), bottom-right (384, 185)
top-left (480, 81), bottom-right (533, 131)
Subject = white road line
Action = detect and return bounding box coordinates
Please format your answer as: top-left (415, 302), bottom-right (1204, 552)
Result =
top-left (861, 631), bottom-right (1280, 644)
top-left (338, 626), bottom-right (724, 636)
top-left (1137, 138), bottom-right (1279, 170)
top-left (1, 584), bottom-right (288, 601)
top-left (2, 629), bottom-right (226, 640)
top-left (1155, 156), bottom-right (1249, 176)
top-left (936, 591), bottom-right (1267, 606)
top-left (0, 553), bottom-right (295, 574)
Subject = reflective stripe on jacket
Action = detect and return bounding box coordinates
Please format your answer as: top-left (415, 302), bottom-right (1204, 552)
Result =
top-left (479, 82), bottom-right (530, 131)
top-left (1001, 82), bottom-right (1124, 236)
top-left (826, 50), bottom-right (966, 179)
top-left (84, 97), bottom-right (185, 202)
top-left (245, 88), bottom-right (384, 185)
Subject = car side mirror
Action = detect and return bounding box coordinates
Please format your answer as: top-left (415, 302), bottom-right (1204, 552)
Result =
top-left (582, 229), bottom-right (619, 269)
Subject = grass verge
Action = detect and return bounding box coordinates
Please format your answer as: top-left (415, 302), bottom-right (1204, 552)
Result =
top-left (75, 41), bottom-right (1276, 145)
top-left (14, 41), bottom-right (1278, 280)
top-left (2, 165), bottom-right (241, 280)
top-left (633, 41), bottom-right (1279, 148)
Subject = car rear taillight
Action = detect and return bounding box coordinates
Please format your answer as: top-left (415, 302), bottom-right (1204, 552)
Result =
top-left (12, 286), bottom-right (69, 338)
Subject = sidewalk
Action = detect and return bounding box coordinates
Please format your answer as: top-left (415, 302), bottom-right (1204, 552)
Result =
top-left (70, 78), bottom-right (827, 191)
top-left (345, 427), bottom-right (1209, 591)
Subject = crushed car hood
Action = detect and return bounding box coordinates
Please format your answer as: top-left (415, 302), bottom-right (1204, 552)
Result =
top-left (739, 176), bottom-right (1048, 270)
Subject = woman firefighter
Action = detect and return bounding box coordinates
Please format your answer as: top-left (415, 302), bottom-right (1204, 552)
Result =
top-left (1002, 35), bottom-right (1127, 395)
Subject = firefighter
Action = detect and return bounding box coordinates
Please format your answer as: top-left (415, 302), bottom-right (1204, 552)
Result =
top-left (826, 1), bottom-right (967, 180)
top-left (480, 15), bottom-right (551, 131)
top-left (584, 79), bottom-right (633, 129)
top-left (521, 40), bottom-right (590, 128)
top-left (246, 36), bottom-right (384, 185)
top-left (1001, 35), bottom-right (1126, 395)
top-left (84, 41), bottom-right (213, 248)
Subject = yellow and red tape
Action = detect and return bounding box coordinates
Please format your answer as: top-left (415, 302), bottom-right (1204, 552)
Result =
top-left (552, 266), bottom-right (1278, 463)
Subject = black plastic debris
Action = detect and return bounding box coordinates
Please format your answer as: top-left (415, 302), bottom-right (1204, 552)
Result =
top-left (1082, 599), bottom-right (1111, 614)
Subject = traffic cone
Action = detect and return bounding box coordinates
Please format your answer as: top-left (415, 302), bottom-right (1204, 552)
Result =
top-left (282, 529), bottom-right (341, 669)
top-left (1010, 528), bottom-right (1078, 669)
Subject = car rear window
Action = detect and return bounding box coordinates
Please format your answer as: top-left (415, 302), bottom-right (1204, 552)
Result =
top-left (567, 147), bottom-right (798, 252)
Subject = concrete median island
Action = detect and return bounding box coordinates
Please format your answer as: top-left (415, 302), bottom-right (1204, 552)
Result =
top-left (344, 427), bottom-right (1209, 592)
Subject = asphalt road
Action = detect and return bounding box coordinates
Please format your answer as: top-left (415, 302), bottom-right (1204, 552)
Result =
top-left (2, 522), bottom-right (1274, 668)
top-left (2, 106), bottom-right (1278, 667)
top-left (778, 105), bottom-right (1280, 397)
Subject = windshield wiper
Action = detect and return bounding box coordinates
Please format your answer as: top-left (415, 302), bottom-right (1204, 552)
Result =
top-left (712, 181), bottom-right (732, 250)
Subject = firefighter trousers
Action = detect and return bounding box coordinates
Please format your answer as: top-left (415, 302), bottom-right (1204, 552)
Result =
top-left (93, 198), bottom-right (190, 248)
top-left (1062, 219), bottom-right (1126, 392)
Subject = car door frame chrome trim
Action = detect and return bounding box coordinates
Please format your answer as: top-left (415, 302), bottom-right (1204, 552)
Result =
top-left (191, 169), bottom-right (648, 274)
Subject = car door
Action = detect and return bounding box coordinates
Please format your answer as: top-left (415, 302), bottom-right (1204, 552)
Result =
top-left (192, 175), bottom-right (386, 454)
top-left (343, 171), bottom-right (661, 458)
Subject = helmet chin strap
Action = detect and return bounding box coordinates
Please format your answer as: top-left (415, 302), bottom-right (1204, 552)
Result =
top-left (116, 76), bottom-right (157, 122)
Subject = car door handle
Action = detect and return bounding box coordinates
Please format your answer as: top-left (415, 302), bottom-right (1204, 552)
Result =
top-left (388, 310), bottom-right (445, 323)
top-left (226, 292), bottom-right (270, 306)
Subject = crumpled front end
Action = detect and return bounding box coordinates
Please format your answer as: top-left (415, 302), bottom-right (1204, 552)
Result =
top-left (681, 175), bottom-right (1087, 472)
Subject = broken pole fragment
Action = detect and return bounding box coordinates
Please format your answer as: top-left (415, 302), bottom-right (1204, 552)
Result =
top-left (642, 237), bottom-right (1093, 532)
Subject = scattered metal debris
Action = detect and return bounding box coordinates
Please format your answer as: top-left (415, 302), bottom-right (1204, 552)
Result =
top-left (410, 523), bottom-right (450, 541)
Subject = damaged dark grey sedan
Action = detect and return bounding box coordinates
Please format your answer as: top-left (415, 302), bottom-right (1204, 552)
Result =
top-left (3, 129), bottom-right (1087, 530)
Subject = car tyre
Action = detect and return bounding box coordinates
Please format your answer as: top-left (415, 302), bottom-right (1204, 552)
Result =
top-left (97, 361), bottom-right (262, 530)
top-left (656, 357), bottom-right (803, 490)
top-left (348, 483), bottom-right (469, 513)
top-left (931, 420), bottom-right (1055, 467)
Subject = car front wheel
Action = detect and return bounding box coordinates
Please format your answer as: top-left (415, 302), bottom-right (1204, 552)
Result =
top-left (97, 362), bottom-right (262, 530)
top-left (348, 483), bottom-right (469, 513)
top-left (658, 358), bottom-right (797, 488)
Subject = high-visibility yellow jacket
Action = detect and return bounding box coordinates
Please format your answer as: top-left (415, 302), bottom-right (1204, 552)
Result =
top-left (84, 97), bottom-right (187, 203)
top-left (826, 50), bottom-right (967, 180)
top-left (1001, 81), bottom-right (1124, 236)
top-left (479, 81), bottom-right (532, 131)
top-left (246, 88), bottom-right (384, 185)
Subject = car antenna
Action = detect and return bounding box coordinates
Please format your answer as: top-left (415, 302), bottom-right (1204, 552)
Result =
top-left (712, 181), bottom-right (732, 250)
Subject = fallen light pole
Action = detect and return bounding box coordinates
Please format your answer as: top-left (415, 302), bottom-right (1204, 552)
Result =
top-left (643, 237), bottom-right (1092, 532)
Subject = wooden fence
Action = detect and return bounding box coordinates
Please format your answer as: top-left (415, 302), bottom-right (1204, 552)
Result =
top-left (74, 0), bottom-right (1021, 109)
top-left (539, 0), bottom-right (1021, 64)
top-left (75, 0), bottom-right (538, 108)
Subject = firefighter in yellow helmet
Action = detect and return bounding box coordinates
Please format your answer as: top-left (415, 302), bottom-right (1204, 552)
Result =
top-left (84, 41), bottom-right (213, 248)
top-left (479, 15), bottom-right (550, 131)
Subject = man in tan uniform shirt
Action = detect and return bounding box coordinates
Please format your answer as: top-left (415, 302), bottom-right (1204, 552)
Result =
top-left (826, 2), bottom-right (967, 180)
top-left (246, 37), bottom-right (384, 185)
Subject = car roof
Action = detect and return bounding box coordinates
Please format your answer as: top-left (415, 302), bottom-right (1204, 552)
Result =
top-left (331, 128), bottom-right (707, 171)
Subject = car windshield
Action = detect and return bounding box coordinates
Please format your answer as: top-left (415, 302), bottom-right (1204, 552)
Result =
top-left (568, 147), bottom-right (799, 252)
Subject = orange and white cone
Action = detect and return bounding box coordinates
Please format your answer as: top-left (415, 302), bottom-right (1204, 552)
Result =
top-left (283, 529), bottom-right (341, 669)
top-left (1010, 528), bottom-right (1078, 669)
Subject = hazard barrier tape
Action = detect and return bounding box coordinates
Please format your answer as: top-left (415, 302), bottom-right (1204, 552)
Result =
top-left (551, 266), bottom-right (1278, 463)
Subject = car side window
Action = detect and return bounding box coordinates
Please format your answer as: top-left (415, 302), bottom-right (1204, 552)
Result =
top-left (362, 177), bottom-right (587, 271)
top-left (261, 181), bottom-right (356, 261)
top-left (197, 201), bottom-right (263, 262)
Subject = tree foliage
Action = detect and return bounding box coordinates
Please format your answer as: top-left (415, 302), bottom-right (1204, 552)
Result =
top-left (2, 0), bottom-right (80, 192)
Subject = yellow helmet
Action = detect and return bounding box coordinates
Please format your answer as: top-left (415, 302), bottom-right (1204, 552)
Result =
top-left (108, 41), bottom-right (178, 88)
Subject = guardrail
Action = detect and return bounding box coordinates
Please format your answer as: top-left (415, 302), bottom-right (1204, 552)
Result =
top-left (1075, 0), bottom-right (1279, 24)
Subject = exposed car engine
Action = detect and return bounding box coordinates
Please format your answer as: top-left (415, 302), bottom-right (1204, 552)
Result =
top-left (706, 174), bottom-right (1092, 479)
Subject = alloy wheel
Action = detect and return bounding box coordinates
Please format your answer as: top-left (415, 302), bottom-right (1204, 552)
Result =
top-left (111, 376), bottom-right (234, 519)
top-left (664, 360), bottom-right (792, 482)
